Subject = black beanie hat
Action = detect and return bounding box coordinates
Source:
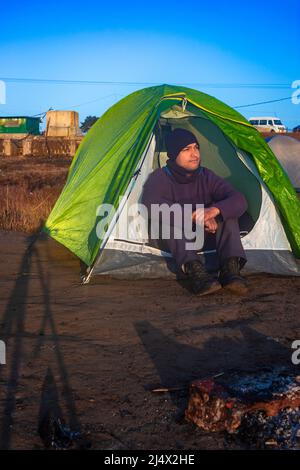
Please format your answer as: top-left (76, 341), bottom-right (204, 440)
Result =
top-left (165, 128), bottom-right (199, 160)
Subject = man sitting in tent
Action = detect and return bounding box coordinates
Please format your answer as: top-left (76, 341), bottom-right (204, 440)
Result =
top-left (142, 128), bottom-right (248, 296)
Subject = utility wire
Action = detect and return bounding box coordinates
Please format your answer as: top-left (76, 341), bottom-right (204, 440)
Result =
top-left (2, 78), bottom-right (294, 116)
top-left (0, 77), bottom-right (292, 89)
top-left (234, 96), bottom-right (292, 108)
top-left (20, 94), bottom-right (122, 119)
top-left (67, 93), bottom-right (123, 109)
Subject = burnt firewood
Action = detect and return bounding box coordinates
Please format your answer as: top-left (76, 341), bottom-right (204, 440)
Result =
top-left (185, 368), bottom-right (300, 435)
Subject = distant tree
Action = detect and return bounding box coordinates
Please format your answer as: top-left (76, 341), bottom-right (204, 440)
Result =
top-left (80, 115), bottom-right (99, 133)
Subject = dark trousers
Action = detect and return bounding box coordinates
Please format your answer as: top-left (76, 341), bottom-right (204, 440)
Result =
top-left (163, 218), bottom-right (247, 270)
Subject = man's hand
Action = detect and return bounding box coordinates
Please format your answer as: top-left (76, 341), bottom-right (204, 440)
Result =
top-left (204, 217), bottom-right (218, 233)
top-left (192, 206), bottom-right (221, 225)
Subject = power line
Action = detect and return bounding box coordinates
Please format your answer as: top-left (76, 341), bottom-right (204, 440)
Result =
top-left (0, 77), bottom-right (292, 89)
top-left (234, 96), bottom-right (292, 108)
top-left (53, 93), bottom-right (296, 113)
top-left (67, 93), bottom-right (123, 109)
top-left (6, 94), bottom-right (122, 119)
top-left (32, 107), bottom-right (53, 117)
top-left (2, 78), bottom-right (295, 117)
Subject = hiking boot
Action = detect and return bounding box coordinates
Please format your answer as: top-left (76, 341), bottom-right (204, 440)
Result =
top-left (219, 257), bottom-right (248, 295)
top-left (184, 260), bottom-right (222, 296)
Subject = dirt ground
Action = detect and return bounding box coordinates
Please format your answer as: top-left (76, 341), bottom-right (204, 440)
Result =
top-left (0, 230), bottom-right (299, 450)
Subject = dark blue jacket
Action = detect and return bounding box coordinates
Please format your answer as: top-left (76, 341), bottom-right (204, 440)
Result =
top-left (141, 166), bottom-right (248, 221)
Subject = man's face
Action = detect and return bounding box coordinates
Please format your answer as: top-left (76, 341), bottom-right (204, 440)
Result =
top-left (175, 142), bottom-right (201, 171)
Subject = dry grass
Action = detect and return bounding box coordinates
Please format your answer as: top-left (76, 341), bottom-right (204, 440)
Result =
top-left (0, 156), bottom-right (71, 232)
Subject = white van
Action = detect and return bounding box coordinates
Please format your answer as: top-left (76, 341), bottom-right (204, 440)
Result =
top-left (248, 116), bottom-right (287, 133)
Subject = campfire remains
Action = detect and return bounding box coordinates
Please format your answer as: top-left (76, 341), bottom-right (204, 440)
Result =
top-left (185, 368), bottom-right (300, 449)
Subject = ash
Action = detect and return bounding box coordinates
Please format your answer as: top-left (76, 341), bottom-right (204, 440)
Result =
top-left (223, 368), bottom-right (300, 403)
top-left (229, 407), bottom-right (300, 449)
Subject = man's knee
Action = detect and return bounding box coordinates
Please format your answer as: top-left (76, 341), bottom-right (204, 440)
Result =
top-left (217, 217), bottom-right (240, 234)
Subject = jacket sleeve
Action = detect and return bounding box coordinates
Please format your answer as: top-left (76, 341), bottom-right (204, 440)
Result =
top-left (207, 170), bottom-right (248, 220)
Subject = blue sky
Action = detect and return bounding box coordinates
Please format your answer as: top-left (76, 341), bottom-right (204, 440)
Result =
top-left (1, 0), bottom-right (299, 128)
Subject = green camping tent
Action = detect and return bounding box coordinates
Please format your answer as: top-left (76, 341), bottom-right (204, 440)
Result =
top-left (44, 84), bottom-right (300, 282)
